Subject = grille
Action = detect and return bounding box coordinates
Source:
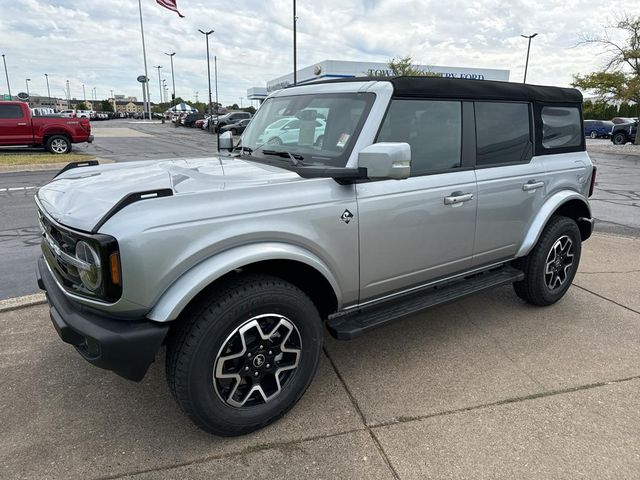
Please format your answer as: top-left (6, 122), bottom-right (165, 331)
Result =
top-left (38, 209), bottom-right (82, 289)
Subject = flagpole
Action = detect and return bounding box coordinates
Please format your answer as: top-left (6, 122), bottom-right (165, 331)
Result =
top-left (138, 0), bottom-right (151, 120)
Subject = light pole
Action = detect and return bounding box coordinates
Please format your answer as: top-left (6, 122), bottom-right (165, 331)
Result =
top-left (164, 52), bottom-right (176, 107)
top-left (137, 0), bottom-right (151, 119)
top-left (82, 84), bottom-right (87, 105)
top-left (44, 73), bottom-right (51, 107)
top-left (25, 78), bottom-right (30, 100)
top-left (293, 0), bottom-right (297, 85)
top-left (66, 80), bottom-right (71, 109)
top-left (154, 65), bottom-right (163, 106)
top-left (239, 97), bottom-right (243, 109)
top-left (521, 33), bottom-right (538, 84)
top-left (2, 54), bottom-right (11, 98)
top-left (198, 28), bottom-right (215, 132)
top-left (214, 55), bottom-right (219, 147)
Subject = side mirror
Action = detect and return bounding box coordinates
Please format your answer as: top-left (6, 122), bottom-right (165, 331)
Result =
top-left (219, 131), bottom-right (234, 152)
top-left (357, 142), bottom-right (411, 180)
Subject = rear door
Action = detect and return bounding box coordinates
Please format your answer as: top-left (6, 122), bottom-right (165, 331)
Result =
top-left (357, 99), bottom-right (477, 302)
top-left (0, 104), bottom-right (32, 145)
top-left (472, 101), bottom-right (545, 266)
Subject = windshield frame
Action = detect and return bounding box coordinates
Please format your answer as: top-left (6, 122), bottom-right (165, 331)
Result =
top-left (240, 92), bottom-right (376, 168)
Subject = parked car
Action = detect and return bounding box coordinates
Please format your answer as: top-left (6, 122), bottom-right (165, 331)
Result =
top-left (610, 120), bottom-right (638, 145)
top-left (36, 77), bottom-right (594, 436)
top-left (194, 118), bottom-right (207, 129)
top-left (220, 118), bottom-right (251, 135)
top-left (583, 119), bottom-right (613, 139)
top-left (0, 101), bottom-right (93, 153)
top-left (31, 107), bottom-right (56, 116)
top-left (59, 109), bottom-right (78, 118)
top-left (257, 116), bottom-right (326, 146)
top-left (183, 112), bottom-right (205, 127)
top-left (214, 111), bottom-right (252, 131)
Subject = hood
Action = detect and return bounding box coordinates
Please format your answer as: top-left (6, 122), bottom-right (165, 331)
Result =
top-left (37, 156), bottom-right (301, 232)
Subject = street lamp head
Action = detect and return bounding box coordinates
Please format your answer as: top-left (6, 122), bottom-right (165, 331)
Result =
top-left (164, 52), bottom-right (176, 57)
top-left (26, 78), bottom-right (31, 81)
top-left (198, 29), bottom-right (214, 35)
top-left (521, 33), bottom-right (539, 39)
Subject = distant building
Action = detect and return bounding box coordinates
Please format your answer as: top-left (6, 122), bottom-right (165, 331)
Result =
top-left (248, 59), bottom-right (511, 101)
top-left (114, 100), bottom-right (149, 114)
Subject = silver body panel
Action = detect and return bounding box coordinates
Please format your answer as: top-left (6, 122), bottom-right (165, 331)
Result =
top-left (35, 80), bottom-right (593, 322)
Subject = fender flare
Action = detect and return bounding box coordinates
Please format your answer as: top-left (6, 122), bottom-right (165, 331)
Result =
top-left (515, 191), bottom-right (591, 258)
top-left (147, 242), bottom-right (342, 322)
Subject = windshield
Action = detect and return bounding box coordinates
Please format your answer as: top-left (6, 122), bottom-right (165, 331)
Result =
top-left (241, 92), bottom-right (375, 167)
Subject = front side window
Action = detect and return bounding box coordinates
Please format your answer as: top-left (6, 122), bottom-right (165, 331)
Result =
top-left (0, 105), bottom-right (23, 119)
top-left (241, 92), bottom-right (374, 167)
top-left (475, 102), bottom-right (531, 166)
top-left (541, 106), bottom-right (582, 149)
top-left (376, 99), bottom-right (462, 175)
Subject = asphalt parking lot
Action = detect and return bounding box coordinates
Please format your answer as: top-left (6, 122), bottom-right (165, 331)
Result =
top-left (1, 233), bottom-right (639, 479)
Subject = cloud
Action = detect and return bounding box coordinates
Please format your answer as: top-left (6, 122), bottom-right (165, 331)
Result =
top-left (0, 0), bottom-right (633, 105)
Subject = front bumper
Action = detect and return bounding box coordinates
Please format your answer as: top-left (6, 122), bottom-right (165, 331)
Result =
top-left (87, 135), bottom-right (94, 143)
top-left (37, 256), bottom-right (168, 381)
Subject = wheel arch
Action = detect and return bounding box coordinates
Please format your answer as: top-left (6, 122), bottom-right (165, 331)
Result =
top-left (147, 243), bottom-right (341, 323)
top-left (516, 191), bottom-right (592, 258)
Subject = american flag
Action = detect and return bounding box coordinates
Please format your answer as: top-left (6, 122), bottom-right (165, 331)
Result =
top-left (156, 0), bottom-right (184, 17)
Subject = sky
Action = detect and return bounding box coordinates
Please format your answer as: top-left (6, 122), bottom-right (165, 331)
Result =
top-left (0, 0), bottom-right (635, 106)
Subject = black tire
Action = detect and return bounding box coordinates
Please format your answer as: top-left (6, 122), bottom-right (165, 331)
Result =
top-left (166, 273), bottom-right (323, 436)
top-left (512, 215), bottom-right (582, 306)
top-left (612, 132), bottom-right (627, 145)
top-left (267, 136), bottom-right (282, 145)
top-left (589, 130), bottom-right (598, 139)
top-left (46, 135), bottom-right (71, 154)
top-left (314, 135), bottom-right (324, 147)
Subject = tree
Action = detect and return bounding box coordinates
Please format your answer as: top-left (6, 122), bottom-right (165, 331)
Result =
top-left (101, 100), bottom-right (113, 112)
top-left (572, 14), bottom-right (640, 143)
top-left (74, 102), bottom-right (88, 110)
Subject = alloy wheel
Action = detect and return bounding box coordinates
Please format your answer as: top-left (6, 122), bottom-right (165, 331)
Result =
top-left (51, 138), bottom-right (68, 153)
top-left (213, 314), bottom-right (302, 408)
top-left (544, 235), bottom-right (574, 290)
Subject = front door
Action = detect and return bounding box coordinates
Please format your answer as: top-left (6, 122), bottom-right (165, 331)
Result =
top-left (357, 99), bottom-right (477, 302)
top-left (0, 104), bottom-right (31, 145)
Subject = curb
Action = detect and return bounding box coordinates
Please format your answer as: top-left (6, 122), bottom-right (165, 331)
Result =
top-left (0, 157), bottom-right (114, 174)
top-left (0, 293), bottom-right (46, 313)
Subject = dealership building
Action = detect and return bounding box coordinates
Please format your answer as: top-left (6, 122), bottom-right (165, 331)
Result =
top-left (247, 59), bottom-right (510, 102)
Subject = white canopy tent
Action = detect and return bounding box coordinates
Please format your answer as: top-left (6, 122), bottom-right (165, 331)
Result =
top-left (166, 102), bottom-right (198, 113)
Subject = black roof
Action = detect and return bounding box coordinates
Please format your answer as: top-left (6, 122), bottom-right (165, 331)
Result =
top-left (305, 76), bottom-right (583, 104)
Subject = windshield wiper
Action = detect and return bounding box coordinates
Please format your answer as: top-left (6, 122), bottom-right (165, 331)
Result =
top-left (261, 150), bottom-right (305, 166)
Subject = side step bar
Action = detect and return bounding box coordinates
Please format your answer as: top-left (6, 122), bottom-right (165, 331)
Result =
top-left (326, 266), bottom-right (524, 340)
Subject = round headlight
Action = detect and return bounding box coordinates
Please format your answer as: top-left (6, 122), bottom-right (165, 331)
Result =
top-left (75, 241), bottom-right (102, 291)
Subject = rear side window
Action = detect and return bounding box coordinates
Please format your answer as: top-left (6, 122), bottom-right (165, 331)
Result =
top-left (0, 105), bottom-right (23, 119)
top-left (541, 106), bottom-right (581, 149)
top-left (376, 99), bottom-right (462, 176)
top-left (475, 102), bottom-right (531, 166)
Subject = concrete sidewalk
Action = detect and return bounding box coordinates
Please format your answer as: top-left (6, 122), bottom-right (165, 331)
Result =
top-left (1, 233), bottom-right (639, 479)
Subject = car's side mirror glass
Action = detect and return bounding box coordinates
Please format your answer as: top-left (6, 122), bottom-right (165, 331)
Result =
top-left (357, 142), bottom-right (411, 180)
top-left (219, 131), bottom-right (234, 152)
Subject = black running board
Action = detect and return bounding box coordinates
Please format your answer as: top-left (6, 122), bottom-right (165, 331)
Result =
top-left (327, 266), bottom-right (524, 340)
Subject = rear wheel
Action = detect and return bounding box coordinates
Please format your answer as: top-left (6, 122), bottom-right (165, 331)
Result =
top-left (166, 274), bottom-right (323, 436)
top-left (513, 215), bottom-right (581, 306)
top-left (612, 132), bottom-right (627, 145)
top-left (267, 136), bottom-right (283, 145)
top-left (589, 130), bottom-right (598, 139)
top-left (46, 135), bottom-right (71, 154)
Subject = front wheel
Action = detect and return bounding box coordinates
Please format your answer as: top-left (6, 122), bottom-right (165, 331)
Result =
top-left (513, 216), bottom-right (582, 306)
top-left (46, 135), bottom-right (71, 154)
top-left (589, 130), bottom-right (598, 139)
top-left (166, 274), bottom-right (323, 436)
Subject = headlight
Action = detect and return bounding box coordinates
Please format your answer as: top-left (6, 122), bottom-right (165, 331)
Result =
top-left (75, 240), bottom-right (102, 291)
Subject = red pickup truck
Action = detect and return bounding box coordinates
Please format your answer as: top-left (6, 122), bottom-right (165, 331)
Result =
top-left (0, 101), bottom-right (93, 154)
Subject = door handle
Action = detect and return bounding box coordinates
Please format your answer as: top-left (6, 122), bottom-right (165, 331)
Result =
top-left (522, 180), bottom-right (545, 191)
top-left (17, 122), bottom-right (27, 126)
top-left (444, 192), bottom-right (474, 205)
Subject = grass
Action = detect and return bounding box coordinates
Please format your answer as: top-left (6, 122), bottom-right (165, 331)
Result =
top-left (0, 152), bottom-right (95, 166)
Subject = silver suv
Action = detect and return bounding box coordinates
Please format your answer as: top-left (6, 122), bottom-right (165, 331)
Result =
top-left (36, 77), bottom-right (595, 436)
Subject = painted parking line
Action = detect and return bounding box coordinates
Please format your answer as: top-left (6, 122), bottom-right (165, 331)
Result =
top-left (0, 186), bottom-right (37, 192)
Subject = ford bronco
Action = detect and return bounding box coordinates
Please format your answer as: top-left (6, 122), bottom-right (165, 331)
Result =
top-left (36, 77), bottom-right (595, 436)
